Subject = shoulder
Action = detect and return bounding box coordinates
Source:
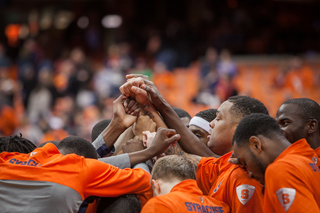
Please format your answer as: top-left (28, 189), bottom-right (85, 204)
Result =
top-left (142, 196), bottom-right (174, 212)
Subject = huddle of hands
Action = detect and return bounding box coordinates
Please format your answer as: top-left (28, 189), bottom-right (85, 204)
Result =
top-left (114, 74), bottom-right (180, 160)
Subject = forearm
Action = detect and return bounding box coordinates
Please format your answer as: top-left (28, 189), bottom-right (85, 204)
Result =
top-left (141, 101), bottom-right (167, 129)
top-left (128, 149), bottom-right (154, 166)
top-left (101, 119), bottom-right (127, 149)
top-left (113, 126), bottom-right (134, 154)
top-left (156, 102), bottom-right (214, 157)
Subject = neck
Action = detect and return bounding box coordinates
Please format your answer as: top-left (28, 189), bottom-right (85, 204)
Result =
top-left (307, 134), bottom-right (320, 150)
top-left (159, 179), bottom-right (182, 196)
top-left (268, 136), bottom-right (291, 163)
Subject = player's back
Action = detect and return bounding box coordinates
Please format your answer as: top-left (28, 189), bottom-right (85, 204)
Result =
top-left (264, 139), bottom-right (320, 213)
top-left (141, 179), bottom-right (230, 213)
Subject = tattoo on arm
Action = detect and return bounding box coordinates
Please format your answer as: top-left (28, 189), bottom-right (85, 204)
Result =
top-left (142, 104), bottom-right (155, 119)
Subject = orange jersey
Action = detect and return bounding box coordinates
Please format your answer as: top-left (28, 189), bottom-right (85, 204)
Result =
top-left (141, 179), bottom-right (230, 213)
top-left (0, 143), bottom-right (152, 212)
top-left (197, 152), bottom-right (264, 213)
top-left (315, 147), bottom-right (320, 158)
top-left (264, 139), bottom-right (320, 213)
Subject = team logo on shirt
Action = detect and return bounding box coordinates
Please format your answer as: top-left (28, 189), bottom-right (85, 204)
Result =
top-left (198, 197), bottom-right (204, 203)
top-left (236, 184), bottom-right (255, 205)
top-left (30, 152), bottom-right (37, 157)
top-left (276, 188), bottom-right (296, 212)
top-left (213, 180), bottom-right (223, 193)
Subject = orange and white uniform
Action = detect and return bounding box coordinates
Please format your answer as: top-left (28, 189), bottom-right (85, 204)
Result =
top-left (141, 179), bottom-right (230, 213)
top-left (315, 147), bottom-right (320, 158)
top-left (197, 152), bottom-right (264, 213)
top-left (264, 139), bottom-right (320, 213)
top-left (0, 143), bottom-right (152, 213)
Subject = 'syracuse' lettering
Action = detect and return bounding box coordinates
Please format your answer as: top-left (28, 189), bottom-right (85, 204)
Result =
top-left (9, 158), bottom-right (41, 167)
top-left (185, 202), bottom-right (224, 213)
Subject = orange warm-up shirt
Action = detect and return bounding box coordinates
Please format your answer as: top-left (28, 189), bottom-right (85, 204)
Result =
top-left (141, 179), bottom-right (230, 213)
top-left (197, 152), bottom-right (264, 213)
top-left (264, 139), bottom-right (320, 213)
top-left (0, 143), bottom-right (152, 213)
top-left (315, 147), bottom-right (320, 158)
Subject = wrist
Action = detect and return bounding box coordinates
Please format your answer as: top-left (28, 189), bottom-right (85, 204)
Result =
top-left (110, 118), bottom-right (127, 131)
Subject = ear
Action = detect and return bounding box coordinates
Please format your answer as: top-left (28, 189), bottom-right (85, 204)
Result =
top-left (249, 136), bottom-right (262, 153)
top-left (307, 119), bottom-right (318, 135)
top-left (152, 179), bottom-right (161, 196)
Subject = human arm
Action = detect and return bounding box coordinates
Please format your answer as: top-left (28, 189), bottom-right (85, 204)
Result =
top-left (113, 126), bottom-right (135, 155)
top-left (92, 95), bottom-right (139, 157)
top-left (264, 163), bottom-right (320, 213)
top-left (122, 75), bottom-right (217, 157)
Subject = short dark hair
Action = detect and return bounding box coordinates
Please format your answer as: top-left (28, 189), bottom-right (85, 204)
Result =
top-left (151, 155), bottom-right (196, 181)
top-left (228, 96), bottom-right (269, 121)
top-left (96, 195), bottom-right (141, 213)
top-left (58, 136), bottom-right (98, 159)
top-left (232, 113), bottom-right (283, 147)
top-left (91, 119), bottom-right (111, 142)
top-left (195, 109), bottom-right (217, 122)
top-left (38, 141), bottom-right (59, 148)
top-left (172, 107), bottom-right (191, 119)
top-left (0, 134), bottom-right (36, 154)
top-left (281, 98), bottom-right (320, 134)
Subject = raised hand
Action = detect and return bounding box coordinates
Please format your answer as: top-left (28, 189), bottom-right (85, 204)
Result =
top-left (112, 95), bottom-right (139, 128)
top-left (146, 127), bottom-right (180, 157)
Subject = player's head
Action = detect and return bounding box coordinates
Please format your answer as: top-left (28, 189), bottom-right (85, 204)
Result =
top-left (151, 155), bottom-right (196, 196)
top-left (91, 119), bottom-right (111, 142)
top-left (38, 141), bottom-right (59, 148)
top-left (232, 113), bottom-right (285, 185)
top-left (58, 136), bottom-right (98, 159)
top-left (207, 96), bottom-right (269, 156)
top-left (172, 107), bottom-right (192, 127)
top-left (96, 195), bottom-right (141, 213)
top-left (276, 98), bottom-right (320, 149)
top-left (0, 134), bottom-right (36, 153)
top-left (189, 109), bottom-right (217, 145)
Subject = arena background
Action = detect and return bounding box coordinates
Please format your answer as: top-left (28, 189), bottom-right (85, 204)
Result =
top-left (0, 0), bottom-right (319, 144)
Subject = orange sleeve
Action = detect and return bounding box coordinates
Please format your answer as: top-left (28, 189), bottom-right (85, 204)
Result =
top-left (196, 157), bottom-right (220, 195)
top-left (83, 159), bottom-right (152, 206)
top-left (141, 197), bottom-right (174, 213)
top-left (264, 162), bottom-right (320, 213)
top-left (227, 167), bottom-right (264, 213)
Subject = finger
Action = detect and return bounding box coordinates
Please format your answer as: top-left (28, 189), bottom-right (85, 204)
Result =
top-left (163, 128), bottom-right (177, 138)
top-left (126, 74), bottom-right (150, 80)
top-left (113, 94), bottom-right (127, 104)
top-left (119, 85), bottom-right (128, 97)
top-left (126, 100), bottom-right (135, 112)
top-left (228, 158), bottom-right (239, 165)
top-left (124, 98), bottom-right (130, 108)
top-left (123, 82), bottom-right (133, 96)
top-left (165, 134), bottom-right (180, 145)
top-left (131, 108), bottom-right (141, 116)
top-left (128, 102), bottom-right (139, 114)
top-left (131, 86), bottom-right (147, 96)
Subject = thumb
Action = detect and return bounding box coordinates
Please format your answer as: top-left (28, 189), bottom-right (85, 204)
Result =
top-left (131, 86), bottom-right (146, 95)
top-left (113, 94), bottom-right (126, 104)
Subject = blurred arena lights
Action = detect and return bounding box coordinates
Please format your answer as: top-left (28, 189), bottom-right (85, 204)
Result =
top-left (101, 15), bottom-right (122, 28)
top-left (77, 16), bottom-right (89, 29)
top-left (54, 10), bottom-right (73, 30)
top-left (19, 24), bottom-right (29, 39)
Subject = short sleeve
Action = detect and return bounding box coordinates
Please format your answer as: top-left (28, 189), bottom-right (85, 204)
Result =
top-left (141, 197), bottom-right (173, 213)
top-left (264, 163), bottom-right (320, 213)
top-left (196, 157), bottom-right (220, 195)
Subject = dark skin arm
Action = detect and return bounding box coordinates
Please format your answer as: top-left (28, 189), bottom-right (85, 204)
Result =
top-left (122, 75), bottom-right (218, 158)
top-left (101, 95), bottom-right (140, 149)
